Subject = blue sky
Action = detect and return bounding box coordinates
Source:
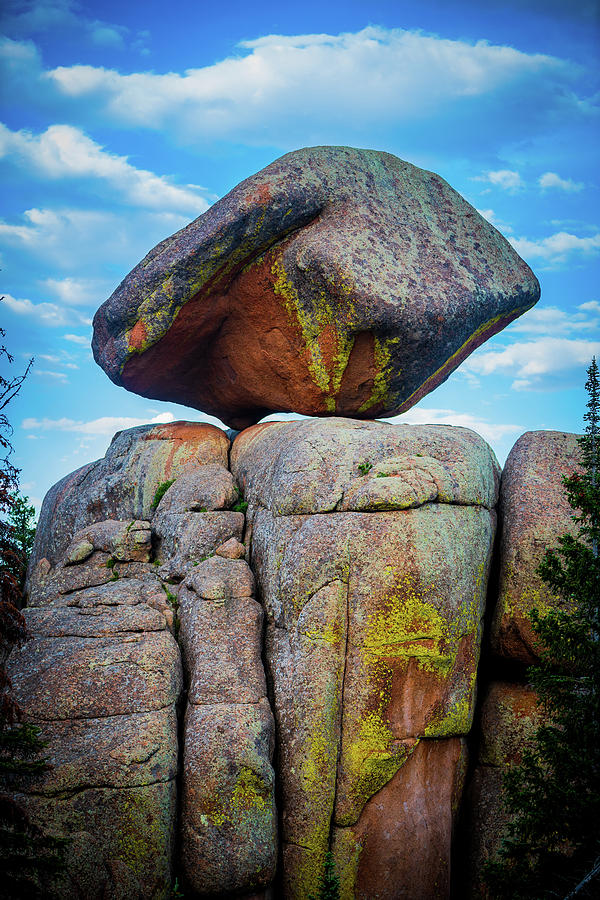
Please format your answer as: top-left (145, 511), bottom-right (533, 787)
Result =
top-left (1, 0), bottom-right (599, 511)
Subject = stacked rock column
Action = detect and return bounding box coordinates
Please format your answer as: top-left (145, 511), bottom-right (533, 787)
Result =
top-left (232, 417), bottom-right (501, 899)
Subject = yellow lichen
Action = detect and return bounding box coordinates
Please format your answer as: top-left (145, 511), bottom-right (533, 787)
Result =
top-left (271, 254), bottom-right (361, 405)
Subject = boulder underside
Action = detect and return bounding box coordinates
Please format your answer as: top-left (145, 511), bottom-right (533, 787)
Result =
top-left (5, 420), bottom-right (575, 898)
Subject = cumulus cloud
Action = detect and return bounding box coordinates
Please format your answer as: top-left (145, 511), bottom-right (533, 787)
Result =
top-left (22, 411), bottom-right (175, 435)
top-left (475, 169), bottom-right (523, 190)
top-left (509, 304), bottom-right (599, 334)
top-left (31, 26), bottom-right (578, 150)
top-left (2, 291), bottom-right (91, 326)
top-left (0, 123), bottom-right (210, 214)
top-left (0, 205), bottom-right (190, 270)
top-left (509, 231), bottom-right (600, 265)
top-left (40, 276), bottom-right (105, 307)
top-left (539, 171), bottom-right (584, 192)
top-left (464, 337), bottom-right (600, 389)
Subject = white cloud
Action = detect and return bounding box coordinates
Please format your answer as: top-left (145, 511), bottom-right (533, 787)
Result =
top-left (33, 368), bottom-right (68, 382)
top-left (2, 291), bottom-right (91, 326)
top-left (475, 169), bottom-right (523, 190)
top-left (509, 305), bottom-right (599, 334)
top-left (21, 411), bottom-right (175, 435)
top-left (539, 171), bottom-right (583, 192)
top-left (476, 208), bottom-right (513, 233)
top-left (0, 205), bottom-right (190, 270)
top-left (578, 300), bottom-right (600, 313)
top-left (509, 231), bottom-right (600, 265)
top-left (465, 337), bottom-right (600, 389)
top-left (63, 332), bottom-right (90, 345)
top-left (383, 406), bottom-right (523, 445)
top-left (40, 27), bottom-right (570, 145)
top-left (0, 123), bottom-right (210, 214)
top-left (40, 276), bottom-right (104, 307)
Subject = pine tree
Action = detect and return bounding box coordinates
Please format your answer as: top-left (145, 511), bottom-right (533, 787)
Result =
top-left (6, 495), bottom-right (36, 595)
top-left (484, 357), bottom-right (600, 899)
top-left (310, 851), bottom-right (341, 900)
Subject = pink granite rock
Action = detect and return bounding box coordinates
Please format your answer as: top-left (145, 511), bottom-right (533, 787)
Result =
top-left (93, 147), bottom-right (539, 429)
top-left (491, 430), bottom-right (581, 665)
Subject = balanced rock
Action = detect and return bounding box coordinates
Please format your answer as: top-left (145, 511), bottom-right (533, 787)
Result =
top-left (92, 146), bottom-right (539, 429)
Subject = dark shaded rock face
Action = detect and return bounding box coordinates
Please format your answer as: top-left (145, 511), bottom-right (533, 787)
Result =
top-left (6, 421), bottom-right (578, 898)
top-left (462, 430), bottom-right (581, 898)
top-left (92, 146), bottom-right (539, 429)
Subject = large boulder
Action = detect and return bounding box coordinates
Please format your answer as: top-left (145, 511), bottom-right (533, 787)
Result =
top-left (92, 146), bottom-right (539, 429)
top-left (491, 430), bottom-right (581, 665)
top-left (231, 417), bottom-right (500, 898)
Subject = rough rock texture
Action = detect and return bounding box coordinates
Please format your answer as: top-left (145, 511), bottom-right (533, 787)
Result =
top-left (462, 683), bottom-right (543, 899)
top-left (92, 146), bottom-right (539, 429)
top-left (10, 422), bottom-right (276, 899)
top-left (8, 573), bottom-right (182, 899)
top-left (462, 430), bottom-right (580, 897)
top-left (178, 558), bottom-right (277, 895)
top-left (10, 418), bottom-right (577, 899)
top-left (491, 430), bottom-right (581, 665)
top-left (231, 417), bottom-right (500, 898)
top-left (28, 420), bottom-right (230, 576)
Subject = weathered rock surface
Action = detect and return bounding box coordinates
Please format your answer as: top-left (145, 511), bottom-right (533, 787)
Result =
top-left (7, 594), bottom-right (182, 899)
top-left (491, 430), bottom-right (581, 665)
top-left (10, 421), bottom-right (275, 899)
top-left (9, 418), bottom-right (579, 899)
top-left (28, 420), bottom-right (229, 576)
top-left (92, 146), bottom-right (539, 429)
top-left (231, 417), bottom-right (500, 898)
top-left (178, 557), bottom-right (277, 895)
top-left (462, 683), bottom-right (543, 898)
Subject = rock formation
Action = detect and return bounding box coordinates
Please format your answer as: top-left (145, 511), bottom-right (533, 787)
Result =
top-left (92, 146), bottom-right (539, 429)
top-left (5, 149), bottom-right (577, 898)
top-left (231, 418), bottom-right (499, 898)
top-left (461, 431), bottom-right (581, 896)
top-left (6, 419), bottom-right (581, 899)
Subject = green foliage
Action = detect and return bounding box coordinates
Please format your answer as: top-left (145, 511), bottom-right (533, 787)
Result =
top-left (161, 582), bottom-right (178, 610)
top-left (484, 358), bottom-right (600, 899)
top-left (171, 876), bottom-right (184, 898)
top-left (5, 495), bottom-right (36, 592)
top-left (357, 461), bottom-right (373, 476)
top-left (309, 851), bottom-right (340, 900)
top-left (232, 500), bottom-right (248, 513)
top-left (151, 479), bottom-right (176, 510)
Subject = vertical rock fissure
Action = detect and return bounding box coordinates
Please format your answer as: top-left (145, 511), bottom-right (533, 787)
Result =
top-left (172, 624), bottom-right (188, 893)
top-left (329, 539), bottom-right (352, 851)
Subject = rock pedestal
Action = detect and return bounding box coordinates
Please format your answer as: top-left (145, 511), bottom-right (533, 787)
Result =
top-left (232, 417), bottom-right (500, 898)
top-left (5, 420), bottom-right (581, 899)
